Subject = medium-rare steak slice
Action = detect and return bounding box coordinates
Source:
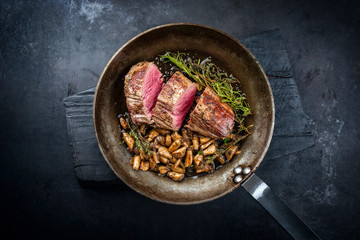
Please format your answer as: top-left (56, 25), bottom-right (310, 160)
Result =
top-left (124, 61), bottom-right (163, 125)
top-left (186, 86), bottom-right (234, 139)
top-left (152, 71), bottom-right (197, 131)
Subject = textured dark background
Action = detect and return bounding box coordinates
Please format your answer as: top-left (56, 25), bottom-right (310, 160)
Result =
top-left (1, 0), bottom-right (359, 239)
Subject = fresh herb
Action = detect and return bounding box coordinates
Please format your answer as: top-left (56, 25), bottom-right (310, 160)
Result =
top-left (219, 133), bottom-right (250, 155)
top-left (197, 151), bottom-right (202, 155)
top-left (124, 113), bottom-right (151, 158)
top-left (223, 137), bottom-right (230, 144)
top-left (118, 140), bottom-right (124, 145)
top-left (160, 52), bottom-right (252, 133)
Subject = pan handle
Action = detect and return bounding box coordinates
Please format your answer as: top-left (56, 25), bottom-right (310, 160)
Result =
top-left (242, 174), bottom-right (320, 239)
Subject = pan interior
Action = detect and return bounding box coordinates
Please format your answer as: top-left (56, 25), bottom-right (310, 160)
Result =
top-left (93, 24), bottom-right (274, 204)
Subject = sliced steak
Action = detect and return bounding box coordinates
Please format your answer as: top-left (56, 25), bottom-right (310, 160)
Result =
top-left (124, 61), bottom-right (163, 125)
top-left (186, 86), bottom-right (234, 139)
top-left (152, 71), bottom-right (197, 131)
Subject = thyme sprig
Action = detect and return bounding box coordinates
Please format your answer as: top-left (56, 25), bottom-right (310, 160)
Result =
top-left (124, 113), bottom-right (151, 157)
top-left (160, 52), bottom-right (252, 133)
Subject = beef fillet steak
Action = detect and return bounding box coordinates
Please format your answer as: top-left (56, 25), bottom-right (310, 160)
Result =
top-left (124, 62), bottom-right (163, 125)
top-left (152, 71), bottom-right (197, 131)
top-left (186, 86), bottom-right (234, 139)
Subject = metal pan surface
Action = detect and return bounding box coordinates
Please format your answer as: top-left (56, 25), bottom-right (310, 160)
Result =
top-left (93, 23), bottom-right (274, 204)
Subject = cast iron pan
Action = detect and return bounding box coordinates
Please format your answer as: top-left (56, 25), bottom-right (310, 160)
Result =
top-left (93, 24), bottom-right (319, 239)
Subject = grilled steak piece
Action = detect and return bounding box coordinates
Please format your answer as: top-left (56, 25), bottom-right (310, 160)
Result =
top-left (124, 61), bottom-right (163, 125)
top-left (152, 71), bottom-right (197, 131)
top-left (186, 86), bottom-right (234, 139)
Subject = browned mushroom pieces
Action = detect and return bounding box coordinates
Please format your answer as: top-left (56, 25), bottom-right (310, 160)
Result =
top-left (192, 136), bottom-right (199, 150)
top-left (167, 171), bottom-right (184, 181)
top-left (181, 129), bottom-right (191, 146)
top-left (119, 117), bottom-right (128, 129)
top-left (173, 159), bottom-right (181, 169)
top-left (225, 146), bottom-right (238, 161)
top-left (140, 124), bottom-right (146, 136)
top-left (149, 157), bottom-right (158, 171)
top-left (172, 146), bottom-right (187, 158)
top-left (164, 134), bottom-right (171, 147)
top-left (156, 128), bottom-right (171, 136)
top-left (216, 154), bottom-right (225, 165)
top-left (152, 152), bottom-right (160, 164)
top-left (171, 131), bottom-right (182, 141)
top-left (158, 165), bottom-right (170, 175)
top-left (122, 132), bottom-right (134, 151)
top-left (203, 144), bottom-right (217, 155)
top-left (172, 166), bottom-right (185, 174)
top-left (235, 149), bottom-right (242, 155)
top-left (195, 162), bottom-right (213, 173)
top-left (158, 146), bottom-right (172, 159)
top-left (200, 139), bottom-right (215, 150)
top-left (159, 156), bottom-right (169, 164)
top-left (168, 139), bottom-right (182, 153)
top-left (200, 137), bottom-right (211, 145)
top-left (154, 135), bottom-right (165, 146)
top-left (132, 156), bottom-right (141, 170)
top-left (194, 153), bottom-right (203, 166)
top-left (130, 156), bottom-right (135, 165)
top-left (147, 129), bottom-right (160, 142)
top-left (140, 161), bottom-right (150, 171)
top-left (185, 148), bottom-right (193, 167)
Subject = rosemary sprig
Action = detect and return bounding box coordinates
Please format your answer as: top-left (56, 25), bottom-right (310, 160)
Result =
top-left (160, 52), bottom-right (252, 133)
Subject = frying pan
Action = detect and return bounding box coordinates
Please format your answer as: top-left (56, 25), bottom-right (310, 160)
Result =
top-left (93, 23), bottom-right (319, 239)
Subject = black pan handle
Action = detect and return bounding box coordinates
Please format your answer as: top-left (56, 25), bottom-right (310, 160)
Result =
top-left (242, 174), bottom-right (320, 240)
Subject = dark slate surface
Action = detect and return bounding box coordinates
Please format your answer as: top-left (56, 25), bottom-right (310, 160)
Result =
top-left (64, 30), bottom-right (314, 184)
top-left (2, 1), bottom-right (360, 240)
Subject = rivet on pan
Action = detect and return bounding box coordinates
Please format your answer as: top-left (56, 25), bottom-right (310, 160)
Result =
top-left (243, 167), bottom-right (251, 175)
top-left (234, 175), bottom-right (243, 183)
top-left (234, 166), bottom-right (242, 175)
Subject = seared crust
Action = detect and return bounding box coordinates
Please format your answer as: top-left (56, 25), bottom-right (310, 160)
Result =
top-left (186, 86), bottom-right (234, 139)
top-left (124, 62), bottom-right (152, 124)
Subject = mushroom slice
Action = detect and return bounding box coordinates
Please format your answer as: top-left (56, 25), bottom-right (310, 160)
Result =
top-left (172, 146), bottom-right (187, 158)
top-left (149, 157), bottom-right (158, 171)
top-left (185, 148), bottom-right (193, 167)
top-left (171, 131), bottom-right (182, 141)
top-left (194, 153), bottom-right (204, 166)
top-left (159, 156), bottom-right (170, 164)
top-left (119, 117), bottom-right (128, 129)
top-left (122, 132), bottom-right (134, 151)
top-left (192, 136), bottom-right (199, 151)
top-left (158, 146), bottom-right (172, 159)
top-left (132, 156), bottom-right (141, 170)
top-left (165, 134), bottom-right (172, 147)
top-left (147, 129), bottom-right (160, 142)
top-left (156, 128), bottom-right (171, 136)
top-left (168, 139), bottom-right (182, 153)
top-left (203, 144), bottom-right (217, 155)
top-left (154, 135), bottom-right (165, 146)
top-left (225, 146), bottom-right (238, 161)
top-left (140, 124), bottom-right (146, 136)
top-left (158, 166), bottom-right (170, 175)
top-left (167, 171), bottom-right (184, 181)
top-left (152, 152), bottom-right (160, 164)
top-left (200, 139), bottom-right (215, 150)
top-left (140, 161), bottom-right (150, 171)
top-left (216, 154), bottom-right (225, 165)
top-left (200, 137), bottom-right (211, 145)
top-left (195, 162), bottom-right (213, 174)
top-left (181, 129), bottom-right (191, 146)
